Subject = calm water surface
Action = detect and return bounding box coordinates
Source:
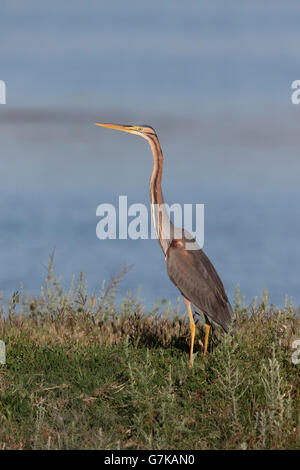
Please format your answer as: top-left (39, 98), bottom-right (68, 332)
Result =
top-left (1, 1), bottom-right (300, 308)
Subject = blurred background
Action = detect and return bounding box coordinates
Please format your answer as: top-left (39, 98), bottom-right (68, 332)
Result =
top-left (1, 0), bottom-right (300, 309)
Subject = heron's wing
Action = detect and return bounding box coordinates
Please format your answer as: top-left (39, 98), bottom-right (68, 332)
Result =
top-left (166, 238), bottom-right (233, 331)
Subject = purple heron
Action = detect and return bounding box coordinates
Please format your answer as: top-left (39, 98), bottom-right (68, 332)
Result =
top-left (96, 123), bottom-right (234, 367)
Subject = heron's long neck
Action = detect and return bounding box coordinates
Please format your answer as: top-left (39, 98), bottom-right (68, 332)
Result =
top-left (147, 134), bottom-right (173, 254)
top-left (149, 135), bottom-right (164, 206)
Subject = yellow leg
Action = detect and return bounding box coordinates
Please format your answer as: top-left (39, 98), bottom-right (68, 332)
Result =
top-left (184, 298), bottom-right (196, 368)
top-left (203, 324), bottom-right (210, 357)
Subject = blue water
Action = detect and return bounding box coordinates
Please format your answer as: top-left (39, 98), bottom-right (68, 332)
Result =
top-left (1, 1), bottom-right (300, 308)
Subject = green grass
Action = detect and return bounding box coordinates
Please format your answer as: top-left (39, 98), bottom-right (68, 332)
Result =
top-left (0, 262), bottom-right (299, 450)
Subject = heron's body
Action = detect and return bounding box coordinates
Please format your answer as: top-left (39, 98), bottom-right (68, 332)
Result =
top-left (166, 234), bottom-right (233, 332)
top-left (96, 122), bottom-right (234, 366)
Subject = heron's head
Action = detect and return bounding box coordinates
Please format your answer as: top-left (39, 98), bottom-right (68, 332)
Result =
top-left (95, 123), bottom-right (156, 140)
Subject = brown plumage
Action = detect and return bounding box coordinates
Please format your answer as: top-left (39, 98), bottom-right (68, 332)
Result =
top-left (96, 122), bottom-right (234, 366)
top-left (166, 234), bottom-right (233, 332)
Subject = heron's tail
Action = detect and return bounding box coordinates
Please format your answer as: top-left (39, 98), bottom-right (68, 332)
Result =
top-left (223, 301), bottom-right (238, 336)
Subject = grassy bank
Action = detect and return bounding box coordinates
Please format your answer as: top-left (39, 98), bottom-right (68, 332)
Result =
top-left (0, 263), bottom-right (299, 450)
